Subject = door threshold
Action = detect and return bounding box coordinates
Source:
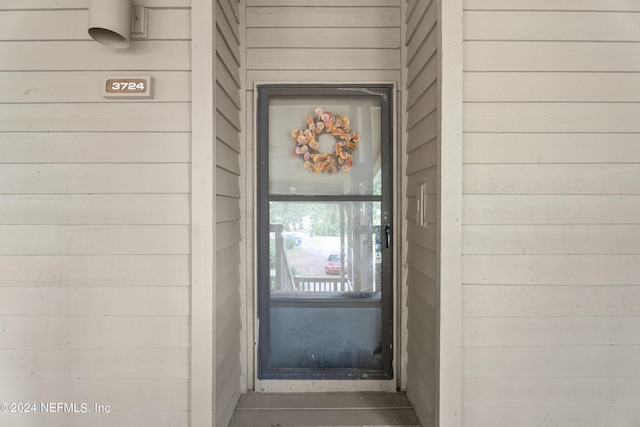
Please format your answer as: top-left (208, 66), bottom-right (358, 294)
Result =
top-left (256, 379), bottom-right (397, 393)
top-left (229, 392), bottom-right (420, 427)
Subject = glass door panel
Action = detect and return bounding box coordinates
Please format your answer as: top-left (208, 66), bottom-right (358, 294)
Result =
top-left (268, 97), bottom-right (382, 196)
top-left (269, 201), bottom-right (383, 370)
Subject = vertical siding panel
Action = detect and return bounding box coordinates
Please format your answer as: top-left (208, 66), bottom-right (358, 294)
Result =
top-left (462, 3), bottom-right (640, 427)
top-left (215, 0), bottom-right (243, 425)
top-left (0, 4), bottom-right (191, 427)
top-left (404, 0), bottom-right (438, 425)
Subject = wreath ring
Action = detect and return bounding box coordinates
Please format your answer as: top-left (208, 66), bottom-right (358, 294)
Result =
top-left (291, 107), bottom-right (360, 174)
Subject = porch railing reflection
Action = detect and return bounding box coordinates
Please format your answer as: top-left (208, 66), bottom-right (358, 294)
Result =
top-left (294, 277), bottom-right (353, 292)
top-left (270, 275), bottom-right (353, 293)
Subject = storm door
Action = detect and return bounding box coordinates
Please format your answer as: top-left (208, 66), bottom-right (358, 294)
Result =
top-left (257, 85), bottom-right (394, 380)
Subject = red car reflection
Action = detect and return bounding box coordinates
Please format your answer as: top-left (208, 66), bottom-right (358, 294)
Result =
top-left (325, 253), bottom-right (344, 275)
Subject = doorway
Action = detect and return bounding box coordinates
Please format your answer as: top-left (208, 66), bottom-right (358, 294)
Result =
top-left (256, 85), bottom-right (394, 380)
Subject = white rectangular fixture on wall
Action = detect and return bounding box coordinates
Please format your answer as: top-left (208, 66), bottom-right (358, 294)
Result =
top-left (416, 182), bottom-right (428, 228)
top-left (131, 6), bottom-right (148, 39)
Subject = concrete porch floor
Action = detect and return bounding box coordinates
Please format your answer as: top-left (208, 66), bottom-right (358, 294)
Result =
top-left (228, 392), bottom-right (421, 427)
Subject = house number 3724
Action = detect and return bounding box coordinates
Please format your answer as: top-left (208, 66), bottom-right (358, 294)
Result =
top-left (103, 77), bottom-right (152, 98)
top-left (106, 79), bottom-right (147, 93)
top-left (111, 81), bottom-right (145, 91)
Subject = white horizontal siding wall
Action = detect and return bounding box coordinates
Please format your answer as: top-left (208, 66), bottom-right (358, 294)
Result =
top-left (0, 2), bottom-right (191, 426)
top-left (215, 0), bottom-right (243, 425)
top-left (243, 0), bottom-right (402, 392)
top-left (462, 1), bottom-right (640, 426)
top-left (245, 0), bottom-right (402, 86)
top-left (404, 0), bottom-right (438, 426)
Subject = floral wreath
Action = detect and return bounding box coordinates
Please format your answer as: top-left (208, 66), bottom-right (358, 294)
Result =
top-left (291, 107), bottom-right (360, 174)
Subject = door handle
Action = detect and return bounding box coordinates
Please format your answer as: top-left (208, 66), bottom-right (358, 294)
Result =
top-left (385, 225), bottom-right (391, 248)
